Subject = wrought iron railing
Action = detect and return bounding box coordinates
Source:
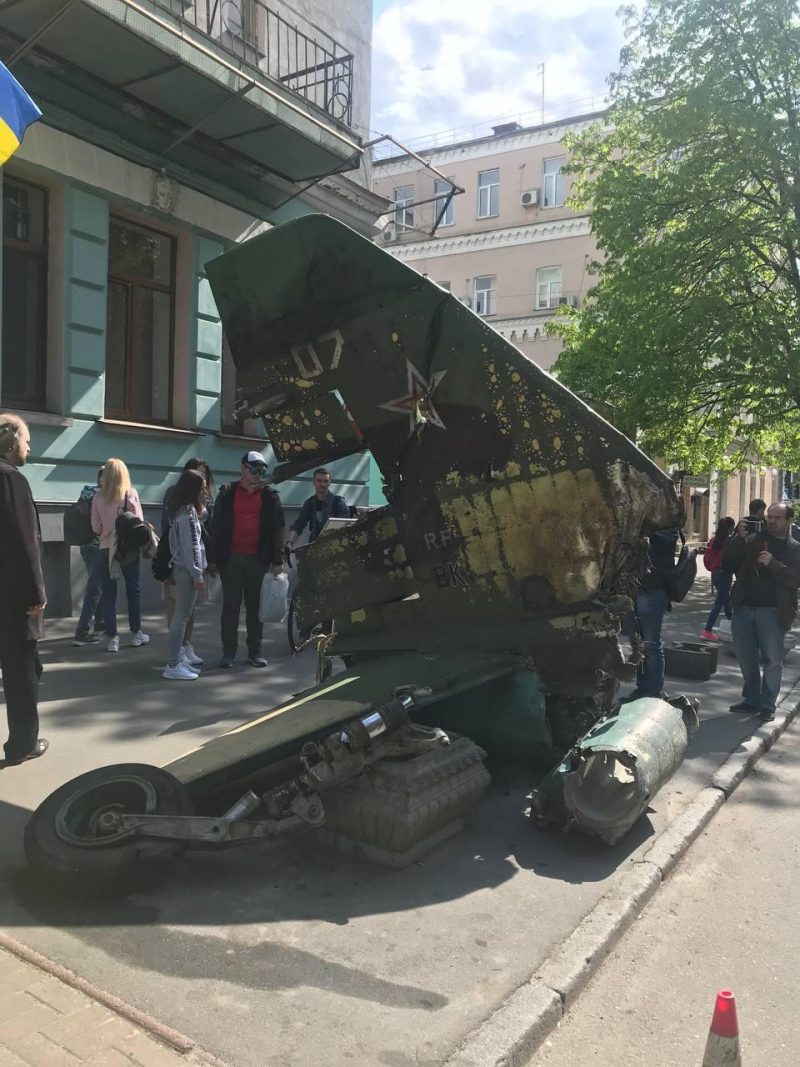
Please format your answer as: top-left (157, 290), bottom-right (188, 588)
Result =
top-left (156, 0), bottom-right (354, 126)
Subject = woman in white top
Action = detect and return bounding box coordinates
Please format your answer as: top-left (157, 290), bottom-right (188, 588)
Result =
top-left (91, 458), bottom-right (148, 653)
top-left (163, 469), bottom-right (207, 680)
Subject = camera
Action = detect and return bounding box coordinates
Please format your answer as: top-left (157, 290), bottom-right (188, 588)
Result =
top-left (743, 517), bottom-right (767, 539)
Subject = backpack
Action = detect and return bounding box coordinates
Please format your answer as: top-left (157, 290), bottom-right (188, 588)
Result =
top-left (63, 494), bottom-right (94, 546)
top-left (703, 538), bottom-right (724, 573)
top-left (664, 531), bottom-right (698, 603)
top-left (151, 529), bottom-right (173, 582)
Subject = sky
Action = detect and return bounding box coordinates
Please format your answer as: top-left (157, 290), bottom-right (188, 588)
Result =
top-left (370, 0), bottom-right (626, 146)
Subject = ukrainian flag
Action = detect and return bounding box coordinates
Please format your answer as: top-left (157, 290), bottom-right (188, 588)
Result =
top-left (0, 61), bottom-right (41, 166)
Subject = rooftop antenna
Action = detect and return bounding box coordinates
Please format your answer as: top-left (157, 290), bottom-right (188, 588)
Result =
top-left (537, 62), bottom-right (545, 124)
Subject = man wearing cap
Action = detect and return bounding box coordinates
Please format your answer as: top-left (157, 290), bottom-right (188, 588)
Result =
top-left (0, 413), bottom-right (48, 765)
top-left (208, 451), bottom-right (285, 668)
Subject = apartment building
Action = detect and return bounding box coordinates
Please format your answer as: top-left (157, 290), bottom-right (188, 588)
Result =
top-left (372, 111), bottom-right (606, 372)
top-left (0, 0), bottom-right (387, 614)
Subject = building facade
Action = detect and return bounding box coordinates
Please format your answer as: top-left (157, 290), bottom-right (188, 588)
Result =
top-left (372, 113), bottom-right (605, 372)
top-left (0, 0), bottom-right (387, 615)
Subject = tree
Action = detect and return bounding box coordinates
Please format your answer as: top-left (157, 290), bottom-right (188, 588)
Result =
top-left (553, 0), bottom-right (800, 473)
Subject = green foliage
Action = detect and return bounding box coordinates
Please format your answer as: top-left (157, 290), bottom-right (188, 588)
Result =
top-left (553, 0), bottom-right (800, 473)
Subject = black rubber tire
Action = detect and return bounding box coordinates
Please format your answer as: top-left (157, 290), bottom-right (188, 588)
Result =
top-left (24, 763), bottom-right (193, 896)
top-left (287, 590), bottom-right (305, 653)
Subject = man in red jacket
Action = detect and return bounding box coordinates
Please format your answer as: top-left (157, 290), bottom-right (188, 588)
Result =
top-left (0, 413), bottom-right (48, 765)
top-left (208, 451), bottom-right (285, 669)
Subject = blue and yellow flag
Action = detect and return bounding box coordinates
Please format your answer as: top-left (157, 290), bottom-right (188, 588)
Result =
top-left (0, 61), bottom-right (41, 166)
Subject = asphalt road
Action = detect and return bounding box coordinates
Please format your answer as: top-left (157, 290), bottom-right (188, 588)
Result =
top-left (1, 578), bottom-right (798, 1066)
top-left (530, 719), bottom-right (800, 1066)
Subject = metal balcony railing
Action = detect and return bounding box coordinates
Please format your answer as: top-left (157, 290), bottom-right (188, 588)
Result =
top-left (156, 0), bottom-right (354, 126)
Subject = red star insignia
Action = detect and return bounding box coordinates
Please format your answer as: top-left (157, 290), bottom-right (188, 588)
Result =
top-left (379, 360), bottom-right (448, 432)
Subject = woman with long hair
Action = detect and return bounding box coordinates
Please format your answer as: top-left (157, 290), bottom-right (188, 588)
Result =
top-left (160, 457), bottom-right (214, 667)
top-left (163, 469), bottom-right (207, 680)
top-left (91, 458), bottom-right (148, 652)
top-left (700, 515), bottom-right (736, 640)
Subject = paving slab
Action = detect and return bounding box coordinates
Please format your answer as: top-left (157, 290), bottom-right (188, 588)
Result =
top-left (1, 580), bottom-right (798, 1066)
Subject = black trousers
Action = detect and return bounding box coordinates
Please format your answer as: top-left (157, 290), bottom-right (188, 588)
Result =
top-left (220, 553), bottom-right (267, 657)
top-left (1, 634), bottom-right (42, 760)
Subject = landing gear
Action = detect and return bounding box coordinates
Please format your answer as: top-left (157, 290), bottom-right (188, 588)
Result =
top-left (24, 763), bottom-right (193, 894)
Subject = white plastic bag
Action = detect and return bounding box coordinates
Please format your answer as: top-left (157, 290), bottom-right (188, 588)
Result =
top-left (259, 572), bottom-right (289, 623)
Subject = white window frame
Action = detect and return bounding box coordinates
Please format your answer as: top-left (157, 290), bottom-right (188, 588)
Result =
top-left (477, 168), bottom-right (499, 218)
top-left (434, 178), bottom-right (455, 227)
top-left (393, 185), bottom-right (415, 231)
top-left (543, 156), bottom-right (567, 208)
top-left (473, 275), bottom-right (496, 316)
top-left (536, 266), bottom-right (562, 309)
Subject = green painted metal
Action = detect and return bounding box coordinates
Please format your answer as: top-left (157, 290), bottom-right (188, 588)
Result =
top-left (205, 214), bottom-right (684, 705)
top-left (533, 696), bottom-right (699, 844)
top-left (164, 651), bottom-right (521, 793)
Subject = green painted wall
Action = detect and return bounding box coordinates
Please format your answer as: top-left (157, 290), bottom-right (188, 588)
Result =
top-left (63, 187), bottom-right (108, 419)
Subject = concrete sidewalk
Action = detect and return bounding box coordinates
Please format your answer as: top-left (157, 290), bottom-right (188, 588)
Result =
top-left (1, 577), bottom-right (798, 1066)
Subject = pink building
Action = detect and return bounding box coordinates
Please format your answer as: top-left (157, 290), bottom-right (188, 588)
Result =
top-left (372, 111), bottom-right (606, 371)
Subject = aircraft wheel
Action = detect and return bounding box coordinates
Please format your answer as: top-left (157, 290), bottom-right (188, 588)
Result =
top-left (25, 764), bottom-right (193, 895)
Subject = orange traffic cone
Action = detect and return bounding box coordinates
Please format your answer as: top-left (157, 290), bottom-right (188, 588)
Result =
top-left (702, 989), bottom-right (741, 1066)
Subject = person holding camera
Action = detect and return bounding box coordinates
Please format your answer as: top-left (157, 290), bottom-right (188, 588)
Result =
top-left (207, 451), bottom-right (285, 669)
top-left (723, 503), bottom-right (800, 721)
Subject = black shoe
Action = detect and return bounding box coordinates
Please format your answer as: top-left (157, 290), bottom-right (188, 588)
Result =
top-left (247, 655), bottom-right (268, 668)
top-left (72, 632), bottom-right (100, 646)
top-left (218, 654), bottom-right (235, 669)
top-left (4, 739), bottom-right (49, 766)
top-left (729, 701), bottom-right (756, 713)
top-left (758, 707), bottom-right (776, 722)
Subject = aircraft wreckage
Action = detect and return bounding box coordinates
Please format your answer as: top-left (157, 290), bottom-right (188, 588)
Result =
top-left (25, 215), bottom-right (698, 893)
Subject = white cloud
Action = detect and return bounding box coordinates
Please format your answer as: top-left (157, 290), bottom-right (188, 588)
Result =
top-left (370, 0), bottom-right (623, 144)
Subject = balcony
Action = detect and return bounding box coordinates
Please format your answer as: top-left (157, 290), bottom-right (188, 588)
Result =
top-left (0, 0), bottom-right (362, 218)
top-left (153, 0), bottom-right (354, 126)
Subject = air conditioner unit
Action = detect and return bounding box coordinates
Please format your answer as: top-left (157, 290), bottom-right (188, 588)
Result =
top-left (381, 225), bottom-right (398, 243)
top-left (520, 189), bottom-right (540, 208)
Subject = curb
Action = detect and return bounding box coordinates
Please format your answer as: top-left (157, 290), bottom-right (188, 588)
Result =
top-left (443, 681), bottom-right (800, 1067)
top-left (0, 929), bottom-right (227, 1066)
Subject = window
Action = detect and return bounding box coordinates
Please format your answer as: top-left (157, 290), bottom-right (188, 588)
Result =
top-left (477, 168), bottom-right (499, 218)
top-left (106, 217), bottom-right (175, 423)
top-left (536, 267), bottom-right (562, 308)
top-left (474, 276), bottom-right (496, 316)
top-left (2, 178), bottom-right (48, 409)
top-left (543, 156), bottom-right (567, 207)
top-left (434, 178), bottom-right (455, 226)
top-left (393, 185), bottom-right (415, 231)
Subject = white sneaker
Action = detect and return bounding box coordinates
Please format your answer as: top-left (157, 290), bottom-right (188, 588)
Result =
top-left (106, 636), bottom-right (120, 653)
top-left (130, 631), bottom-right (150, 647)
top-left (162, 662), bottom-right (199, 681)
top-left (182, 643), bottom-right (203, 666)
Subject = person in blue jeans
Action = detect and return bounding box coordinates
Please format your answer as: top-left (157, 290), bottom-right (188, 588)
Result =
top-left (626, 528), bottom-right (680, 699)
top-left (72, 467), bottom-right (106, 645)
top-left (700, 516), bottom-right (736, 640)
top-left (723, 504), bottom-right (800, 721)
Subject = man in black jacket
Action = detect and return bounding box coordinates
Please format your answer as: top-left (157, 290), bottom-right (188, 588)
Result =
top-left (208, 451), bottom-right (285, 668)
top-left (0, 414), bottom-right (48, 765)
top-left (723, 503), bottom-right (800, 721)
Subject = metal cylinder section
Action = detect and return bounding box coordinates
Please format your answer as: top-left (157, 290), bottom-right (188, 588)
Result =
top-left (535, 696), bottom-right (698, 845)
